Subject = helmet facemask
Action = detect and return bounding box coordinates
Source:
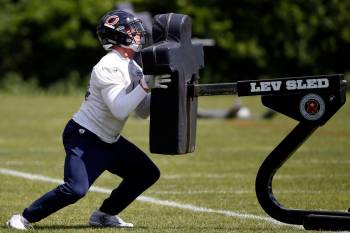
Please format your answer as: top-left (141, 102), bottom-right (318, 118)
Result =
top-left (121, 19), bottom-right (147, 52)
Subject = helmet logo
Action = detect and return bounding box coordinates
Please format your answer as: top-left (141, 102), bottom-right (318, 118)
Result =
top-left (104, 15), bottom-right (119, 29)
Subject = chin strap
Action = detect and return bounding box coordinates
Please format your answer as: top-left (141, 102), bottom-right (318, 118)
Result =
top-left (102, 44), bottom-right (113, 51)
top-left (102, 43), bottom-right (141, 52)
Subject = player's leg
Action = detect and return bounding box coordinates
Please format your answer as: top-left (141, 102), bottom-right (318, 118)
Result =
top-left (8, 120), bottom-right (106, 227)
top-left (100, 136), bottom-right (160, 215)
top-left (90, 136), bottom-right (160, 227)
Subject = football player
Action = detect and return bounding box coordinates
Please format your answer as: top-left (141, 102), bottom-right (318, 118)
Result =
top-left (7, 10), bottom-right (170, 230)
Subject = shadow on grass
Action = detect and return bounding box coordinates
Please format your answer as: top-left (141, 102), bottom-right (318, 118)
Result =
top-left (136, 225), bottom-right (241, 231)
top-left (1, 224), bottom-right (241, 231)
top-left (34, 225), bottom-right (91, 230)
top-left (1, 225), bottom-right (91, 231)
top-left (1, 224), bottom-right (291, 232)
top-left (37, 225), bottom-right (243, 232)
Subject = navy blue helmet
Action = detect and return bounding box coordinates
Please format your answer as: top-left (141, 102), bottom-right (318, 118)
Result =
top-left (97, 10), bottom-right (146, 51)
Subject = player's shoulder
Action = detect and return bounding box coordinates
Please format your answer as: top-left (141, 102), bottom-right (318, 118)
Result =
top-left (91, 52), bottom-right (127, 87)
top-left (97, 51), bottom-right (123, 67)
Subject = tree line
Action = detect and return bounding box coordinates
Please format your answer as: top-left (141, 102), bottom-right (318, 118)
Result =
top-left (0, 0), bottom-right (349, 90)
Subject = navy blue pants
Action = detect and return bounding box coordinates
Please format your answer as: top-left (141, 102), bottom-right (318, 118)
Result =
top-left (22, 120), bottom-right (160, 223)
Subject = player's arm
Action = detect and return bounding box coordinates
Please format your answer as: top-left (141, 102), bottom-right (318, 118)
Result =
top-left (134, 94), bottom-right (151, 119)
top-left (102, 84), bottom-right (147, 120)
top-left (93, 66), bottom-right (148, 120)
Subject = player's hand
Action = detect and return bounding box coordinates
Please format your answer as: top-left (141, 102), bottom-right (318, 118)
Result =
top-left (140, 74), bottom-right (172, 90)
top-left (150, 74), bottom-right (172, 89)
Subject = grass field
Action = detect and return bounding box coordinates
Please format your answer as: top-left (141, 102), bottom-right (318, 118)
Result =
top-left (0, 93), bottom-right (349, 232)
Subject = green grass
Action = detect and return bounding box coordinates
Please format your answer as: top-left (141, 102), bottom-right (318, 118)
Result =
top-left (0, 94), bottom-right (349, 232)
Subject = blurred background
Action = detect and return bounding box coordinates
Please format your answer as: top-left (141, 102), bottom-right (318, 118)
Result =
top-left (1, 0), bottom-right (350, 94)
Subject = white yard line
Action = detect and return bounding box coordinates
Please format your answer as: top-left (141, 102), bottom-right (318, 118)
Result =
top-left (0, 167), bottom-right (301, 229)
top-left (162, 173), bottom-right (350, 180)
top-left (147, 189), bottom-right (350, 195)
top-left (147, 190), bottom-right (251, 194)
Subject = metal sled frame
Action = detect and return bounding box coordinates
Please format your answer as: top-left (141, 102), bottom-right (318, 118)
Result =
top-left (189, 74), bottom-right (348, 231)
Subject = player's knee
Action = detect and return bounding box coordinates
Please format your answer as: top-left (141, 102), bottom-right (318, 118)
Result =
top-left (70, 186), bottom-right (88, 200)
top-left (143, 164), bottom-right (160, 185)
top-left (59, 183), bottom-right (88, 202)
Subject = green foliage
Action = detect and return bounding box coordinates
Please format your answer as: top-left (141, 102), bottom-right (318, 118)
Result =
top-left (0, 0), bottom-right (350, 89)
top-left (0, 72), bottom-right (41, 94)
top-left (0, 0), bottom-right (116, 87)
top-left (172, 0), bottom-right (350, 82)
top-left (0, 70), bottom-right (86, 95)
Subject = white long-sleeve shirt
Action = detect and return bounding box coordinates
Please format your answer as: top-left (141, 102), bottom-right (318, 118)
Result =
top-left (73, 49), bottom-right (150, 143)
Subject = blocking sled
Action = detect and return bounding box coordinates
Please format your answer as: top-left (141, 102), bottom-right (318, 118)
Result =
top-left (141, 13), bottom-right (349, 231)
